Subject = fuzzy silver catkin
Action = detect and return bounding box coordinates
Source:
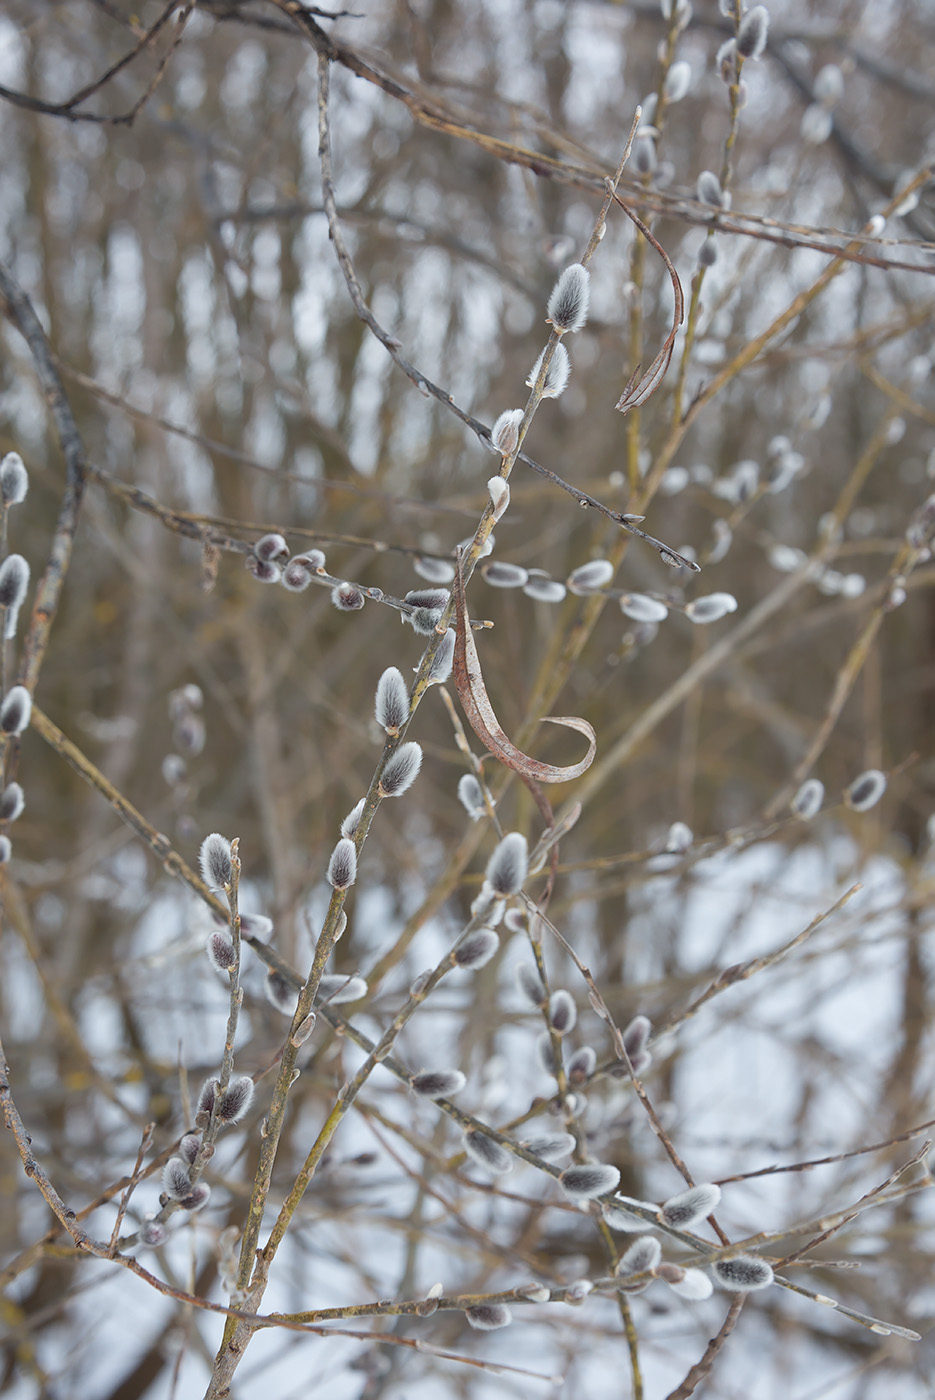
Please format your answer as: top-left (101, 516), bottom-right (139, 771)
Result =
top-left (685, 592), bottom-right (738, 623)
top-left (791, 778), bottom-right (824, 821)
top-left (567, 559), bottom-right (614, 594)
top-left (526, 341), bottom-right (571, 398)
top-left (374, 667), bottom-right (409, 734)
top-left (522, 1132), bottom-right (576, 1162)
top-left (549, 989), bottom-right (577, 1035)
top-left (844, 769), bottom-right (887, 812)
top-left (327, 837), bottom-right (357, 890)
top-left (454, 928), bottom-right (500, 969)
top-left (217, 1075), bottom-right (254, 1123)
top-left (331, 582), bottom-right (365, 612)
top-left (660, 1183), bottom-right (721, 1228)
top-left (457, 773), bottom-right (486, 820)
top-left (619, 1235), bottom-right (662, 1277)
top-left (463, 1129), bottom-right (512, 1174)
top-left (378, 742), bottom-right (422, 797)
top-left (546, 263), bottom-right (590, 333)
top-left (428, 628), bottom-right (456, 684)
top-left (0, 782), bottom-right (24, 822)
top-left (0, 686), bottom-right (31, 735)
top-left (523, 573), bottom-right (566, 603)
top-left (712, 1255), bottom-right (774, 1291)
top-left (559, 1162), bottom-right (620, 1200)
top-left (737, 5), bottom-right (769, 60)
top-left (411, 1068), bottom-right (466, 1099)
top-left (465, 1303), bottom-right (512, 1330)
top-left (254, 533), bottom-right (289, 563)
top-left (208, 931), bottom-right (237, 972)
top-left (491, 409), bottom-right (524, 457)
top-left (0, 452), bottom-right (28, 506)
top-left (199, 833), bottom-right (233, 890)
top-left (485, 832), bottom-right (528, 896)
top-left (482, 560), bottom-right (529, 589)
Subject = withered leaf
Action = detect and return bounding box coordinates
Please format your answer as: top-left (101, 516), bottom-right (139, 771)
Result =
top-left (452, 554), bottom-right (596, 783)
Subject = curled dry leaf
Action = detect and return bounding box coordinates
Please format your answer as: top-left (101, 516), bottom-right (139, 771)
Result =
top-left (612, 192), bottom-right (684, 414)
top-left (452, 554), bottom-right (596, 784)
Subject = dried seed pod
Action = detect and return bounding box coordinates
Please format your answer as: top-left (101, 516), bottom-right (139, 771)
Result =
top-left (208, 931), bottom-right (237, 973)
top-left (660, 1183), bottom-right (721, 1228)
top-left (549, 990), bottom-right (577, 1035)
top-left (485, 832), bottom-right (528, 896)
top-left (428, 627), bottom-right (456, 683)
top-left (341, 798), bottom-right (366, 839)
top-left (327, 837), bottom-right (357, 890)
top-left (217, 1075), bottom-right (255, 1124)
top-left (457, 773), bottom-right (486, 820)
top-left (465, 1303), bottom-right (512, 1330)
top-left (491, 409), bottom-right (524, 457)
top-left (378, 742), bottom-right (422, 798)
top-left (515, 962), bottom-right (546, 1008)
top-left (617, 1235), bottom-right (662, 1276)
top-left (375, 667), bottom-right (410, 734)
top-left (567, 559), bottom-right (614, 594)
top-left (684, 592), bottom-right (738, 624)
top-left (199, 833), bottom-right (233, 891)
top-left (621, 593), bottom-right (668, 623)
top-left (790, 778), bottom-right (824, 821)
top-left (546, 263), bottom-right (590, 333)
top-left (522, 1132), bottom-right (576, 1162)
top-left (162, 1156), bottom-right (192, 1201)
top-left (482, 560), bottom-right (529, 589)
top-left (331, 582), bottom-right (365, 611)
top-left (0, 782), bottom-right (24, 822)
top-left (410, 1068), bottom-right (467, 1099)
top-left (463, 1129), bottom-right (513, 1174)
top-left (316, 973), bottom-right (367, 1003)
top-left (844, 769), bottom-right (887, 812)
top-left (560, 1163), bottom-right (620, 1201)
top-left (454, 928), bottom-right (500, 969)
top-left (712, 1256), bottom-right (774, 1292)
top-left (737, 5), bottom-right (769, 60)
top-left (0, 451), bottom-right (29, 505)
top-left (526, 341), bottom-right (571, 399)
top-left (0, 686), bottom-right (32, 735)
